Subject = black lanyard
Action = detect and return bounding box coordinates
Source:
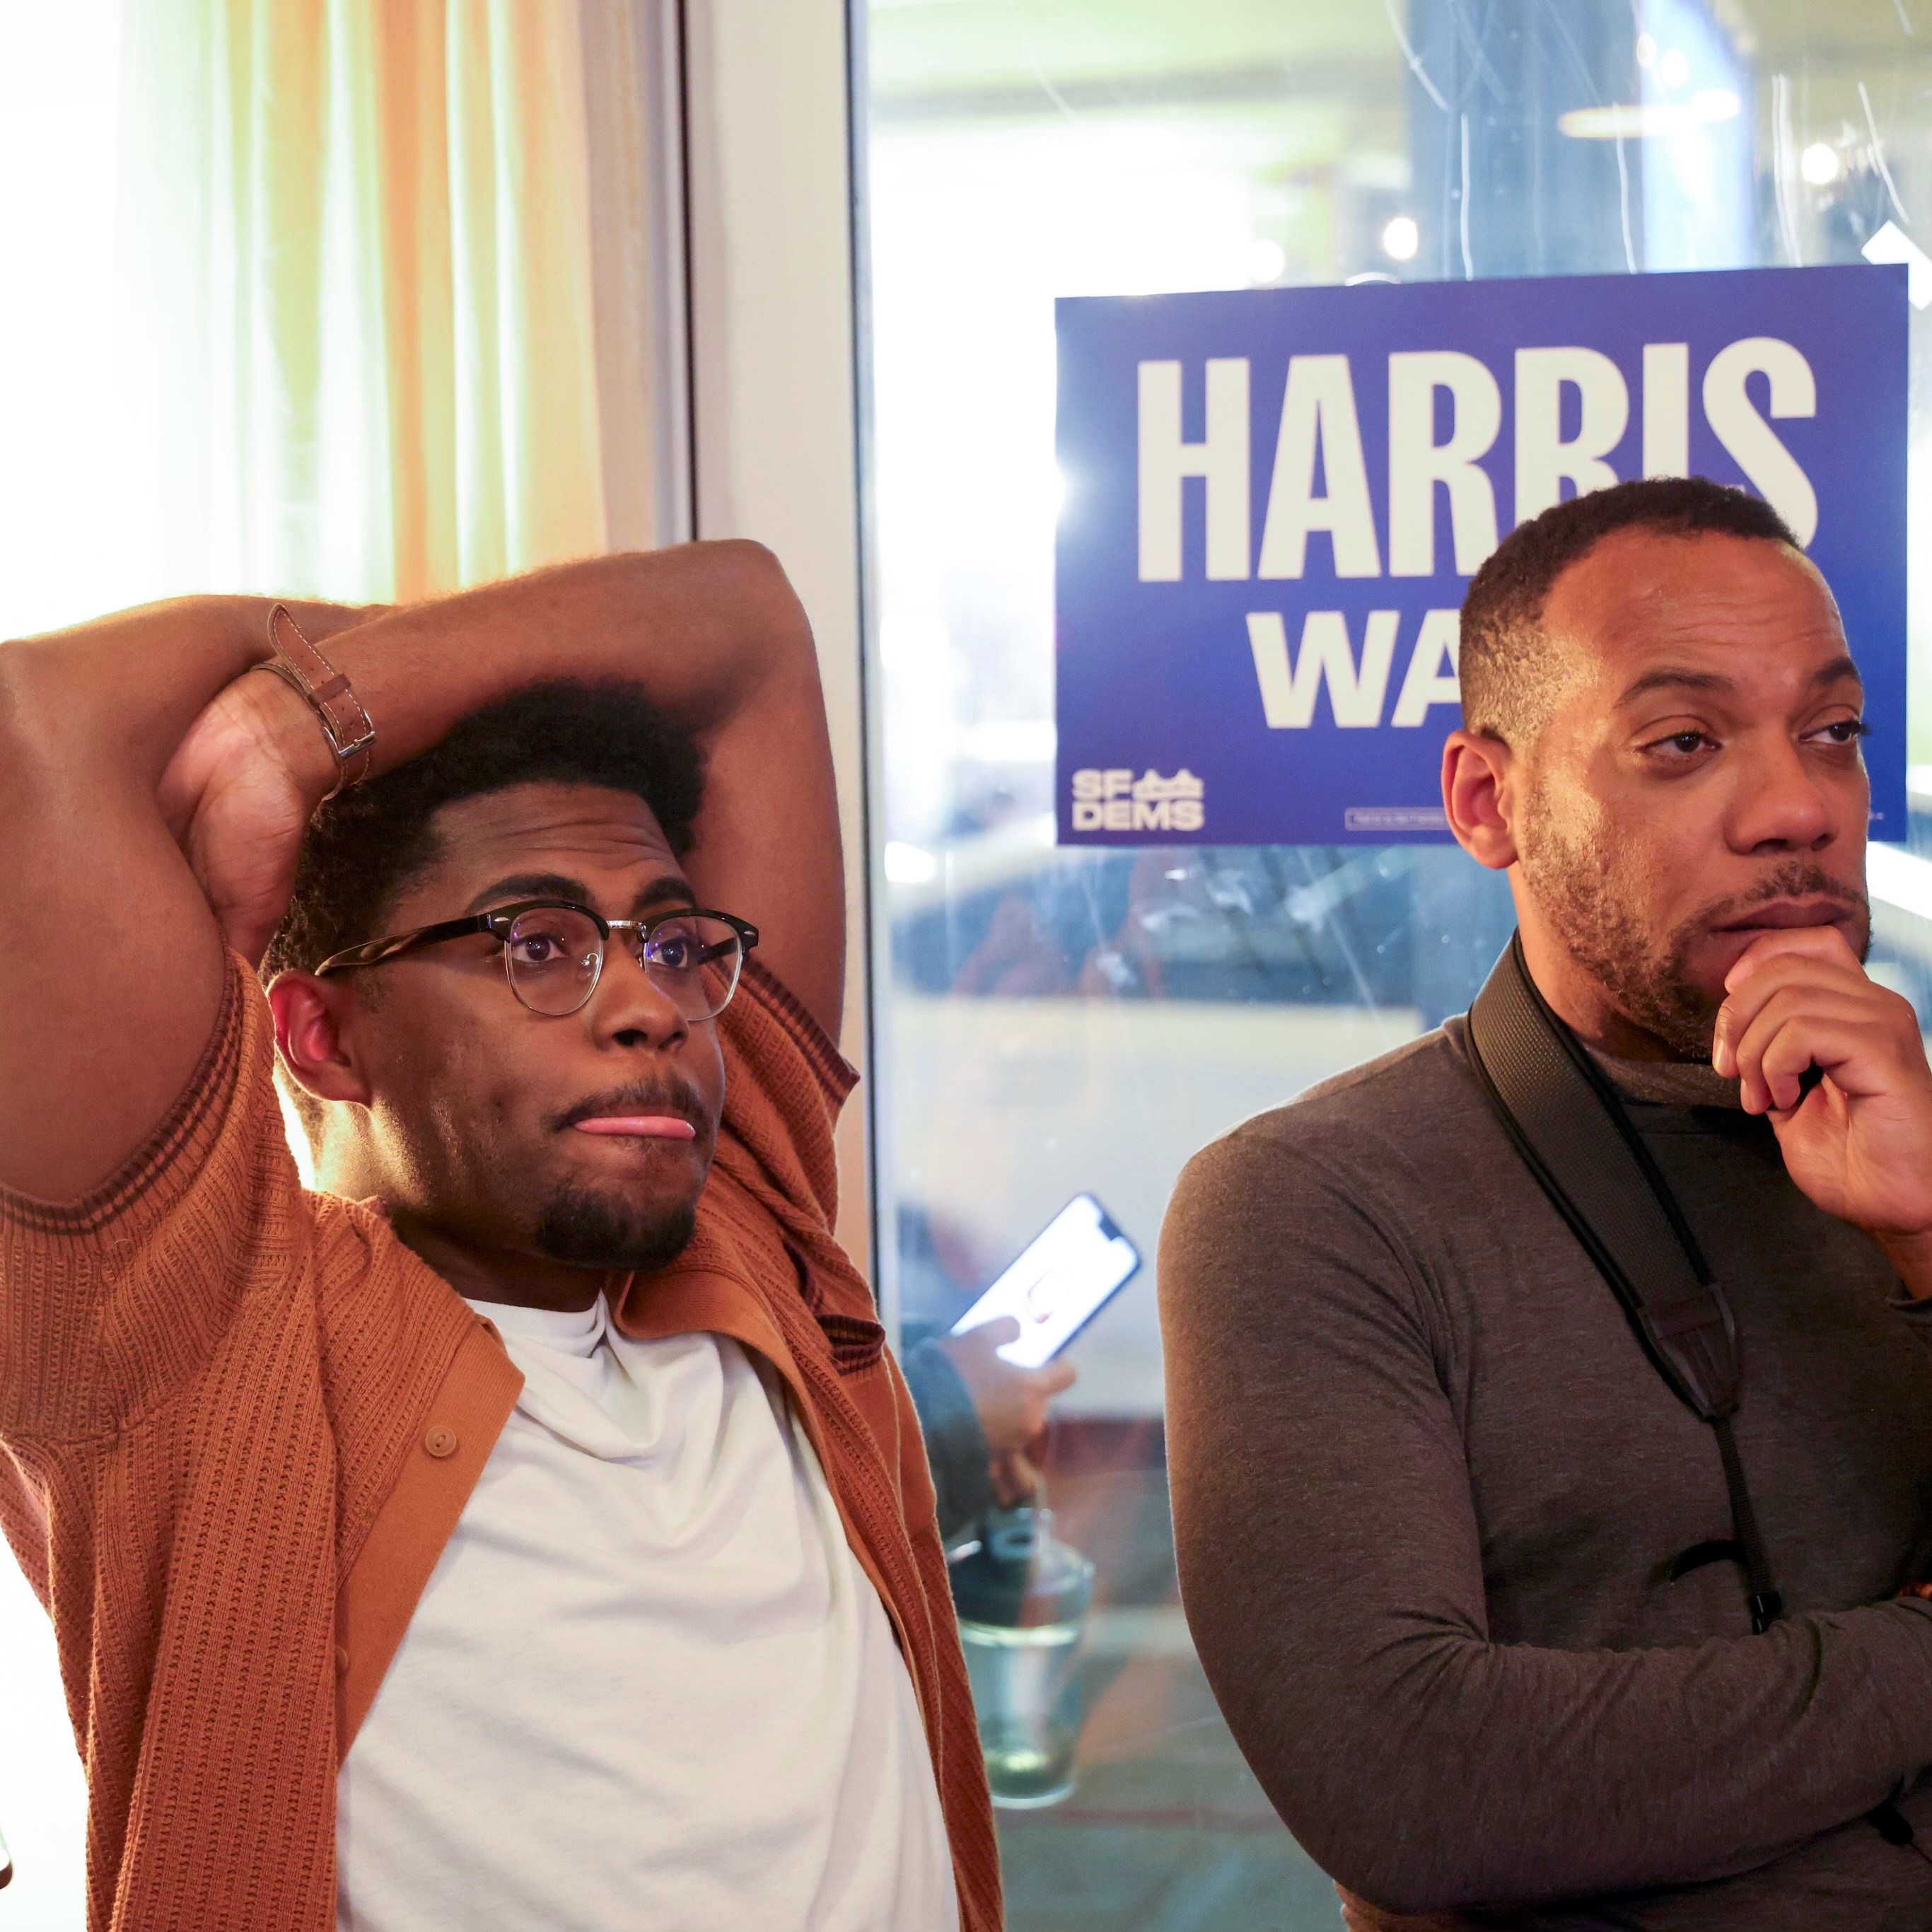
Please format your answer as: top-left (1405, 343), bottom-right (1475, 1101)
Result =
top-left (1466, 935), bottom-right (1919, 1856)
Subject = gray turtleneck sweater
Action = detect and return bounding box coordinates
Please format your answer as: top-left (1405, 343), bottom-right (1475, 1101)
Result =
top-left (1160, 1016), bottom-right (1932, 1932)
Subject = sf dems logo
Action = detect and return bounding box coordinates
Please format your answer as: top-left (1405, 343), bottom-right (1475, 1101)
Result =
top-left (1070, 767), bottom-right (1205, 833)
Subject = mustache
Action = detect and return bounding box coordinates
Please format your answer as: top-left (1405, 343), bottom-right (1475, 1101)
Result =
top-left (1684, 862), bottom-right (1868, 933)
top-left (550, 1079), bottom-right (711, 1134)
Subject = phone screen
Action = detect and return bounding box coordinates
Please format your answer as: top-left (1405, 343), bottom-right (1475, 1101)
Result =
top-left (948, 1194), bottom-right (1140, 1368)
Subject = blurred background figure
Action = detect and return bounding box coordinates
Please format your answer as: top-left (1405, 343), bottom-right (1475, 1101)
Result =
top-left (896, 1205), bottom-right (1077, 1540)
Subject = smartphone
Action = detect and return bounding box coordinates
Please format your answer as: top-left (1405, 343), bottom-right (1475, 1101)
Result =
top-left (948, 1194), bottom-right (1141, 1368)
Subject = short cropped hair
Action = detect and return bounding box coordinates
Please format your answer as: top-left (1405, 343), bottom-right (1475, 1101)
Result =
top-left (1459, 477), bottom-right (1800, 745)
top-left (262, 678), bottom-right (706, 989)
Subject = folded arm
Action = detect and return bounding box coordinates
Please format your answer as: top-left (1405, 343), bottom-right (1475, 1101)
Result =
top-left (0, 543), bottom-right (837, 1205)
top-left (1158, 1124), bottom-right (1932, 1915)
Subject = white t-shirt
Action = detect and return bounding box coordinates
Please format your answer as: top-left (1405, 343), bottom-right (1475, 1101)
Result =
top-left (336, 1293), bottom-right (958, 1932)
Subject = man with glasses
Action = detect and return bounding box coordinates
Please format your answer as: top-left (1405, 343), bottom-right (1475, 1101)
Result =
top-left (0, 547), bottom-right (997, 1932)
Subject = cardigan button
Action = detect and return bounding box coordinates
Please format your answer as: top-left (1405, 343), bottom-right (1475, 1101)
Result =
top-left (424, 1426), bottom-right (459, 1459)
top-left (334, 1643), bottom-right (350, 1676)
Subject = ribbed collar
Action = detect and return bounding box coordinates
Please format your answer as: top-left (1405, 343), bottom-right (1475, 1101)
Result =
top-left (1586, 1049), bottom-right (1743, 1110)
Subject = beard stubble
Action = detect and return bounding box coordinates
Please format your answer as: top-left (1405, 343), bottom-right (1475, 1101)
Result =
top-left (1518, 801), bottom-right (1868, 1061)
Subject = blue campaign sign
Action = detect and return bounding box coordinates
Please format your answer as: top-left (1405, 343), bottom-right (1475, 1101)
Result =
top-left (1055, 265), bottom-right (1908, 847)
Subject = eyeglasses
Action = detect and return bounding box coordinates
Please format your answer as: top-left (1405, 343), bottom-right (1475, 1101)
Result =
top-left (314, 899), bottom-right (760, 1020)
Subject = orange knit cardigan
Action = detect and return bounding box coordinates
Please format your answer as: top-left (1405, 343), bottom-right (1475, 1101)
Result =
top-left (0, 957), bottom-right (1001, 1932)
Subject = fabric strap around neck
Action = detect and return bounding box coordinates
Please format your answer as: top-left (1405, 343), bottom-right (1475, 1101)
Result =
top-left (1464, 935), bottom-right (1921, 1854)
top-left (1465, 935), bottom-right (1773, 1619)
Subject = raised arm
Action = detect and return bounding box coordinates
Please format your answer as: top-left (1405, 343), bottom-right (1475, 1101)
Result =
top-left (0, 595), bottom-right (370, 1203)
top-left (280, 542), bottom-right (842, 1031)
top-left (0, 542), bottom-right (839, 1205)
top-left (1159, 1122), bottom-right (1932, 1914)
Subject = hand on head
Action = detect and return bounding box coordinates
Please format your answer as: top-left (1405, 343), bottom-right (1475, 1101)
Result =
top-left (159, 665), bottom-right (343, 964)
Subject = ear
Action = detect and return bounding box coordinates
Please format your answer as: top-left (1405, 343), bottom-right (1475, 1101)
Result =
top-left (1442, 729), bottom-right (1520, 871)
top-left (267, 972), bottom-right (373, 1108)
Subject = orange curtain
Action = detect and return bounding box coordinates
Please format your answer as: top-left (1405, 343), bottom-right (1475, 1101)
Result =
top-left (110, 0), bottom-right (663, 605)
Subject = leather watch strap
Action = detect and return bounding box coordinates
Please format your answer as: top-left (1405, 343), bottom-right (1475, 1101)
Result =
top-left (257, 603), bottom-right (376, 801)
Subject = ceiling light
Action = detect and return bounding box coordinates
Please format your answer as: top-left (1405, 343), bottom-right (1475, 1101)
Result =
top-left (1660, 46), bottom-right (1689, 88)
top-left (1246, 237), bottom-right (1286, 285)
top-left (1381, 214), bottom-right (1419, 262)
top-left (1559, 92), bottom-right (1738, 139)
top-left (1800, 142), bottom-right (1843, 185)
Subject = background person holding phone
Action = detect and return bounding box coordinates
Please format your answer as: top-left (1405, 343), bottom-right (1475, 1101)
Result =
top-left (897, 1205), bottom-right (1081, 1537)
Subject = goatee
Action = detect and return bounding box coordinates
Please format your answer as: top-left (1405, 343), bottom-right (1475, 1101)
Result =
top-left (533, 1186), bottom-right (698, 1274)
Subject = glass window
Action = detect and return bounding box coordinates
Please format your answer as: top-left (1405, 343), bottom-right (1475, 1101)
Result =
top-left (857, 3), bottom-right (1932, 1924)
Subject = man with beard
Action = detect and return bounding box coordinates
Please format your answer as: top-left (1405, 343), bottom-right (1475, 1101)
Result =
top-left (0, 547), bottom-right (998, 1932)
top-left (1160, 476), bottom-right (1932, 1931)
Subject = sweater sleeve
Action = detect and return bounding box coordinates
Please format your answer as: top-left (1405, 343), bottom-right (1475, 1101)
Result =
top-left (901, 1337), bottom-right (995, 1542)
top-left (1158, 1119), bottom-right (1932, 1918)
top-left (0, 956), bottom-right (311, 1441)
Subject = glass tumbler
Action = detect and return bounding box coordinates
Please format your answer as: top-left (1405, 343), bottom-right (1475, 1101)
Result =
top-left (950, 1505), bottom-right (1095, 1808)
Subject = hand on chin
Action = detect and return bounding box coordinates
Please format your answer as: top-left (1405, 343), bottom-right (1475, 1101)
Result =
top-left (1712, 925), bottom-right (1932, 1291)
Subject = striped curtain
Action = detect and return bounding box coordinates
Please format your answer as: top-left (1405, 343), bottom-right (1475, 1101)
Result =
top-left (109, 0), bottom-right (665, 605)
